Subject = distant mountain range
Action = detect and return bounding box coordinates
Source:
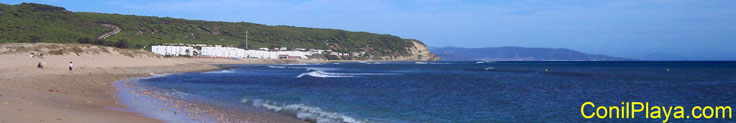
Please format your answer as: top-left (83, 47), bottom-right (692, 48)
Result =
top-left (430, 46), bottom-right (635, 61)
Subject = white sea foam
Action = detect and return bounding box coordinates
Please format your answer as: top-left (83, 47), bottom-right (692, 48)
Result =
top-left (267, 65), bottom-right (287, 69)
top-left (202, 69), bottom-right (235, 74)
top-left (296, 70), bottom-right (401, 78)
top-left (297, 71), bottom-right (355, 78)
top-left (243, 98), bottom-right (366, 123)
top-left (286, 63), bottom-right (310, 65)
top-left (414, 62), bottom-right (428, 64)
top-left (285, 63), bottom-right (322, 66)
top-left (429, 62), bottom-right (451, 64)
top-left (476, 61), bottom-right (496, 64)
top-left (304, 67), bottom-right (341, 71)
top-left (267, 65), bottom-right (342, 72)
top-left (146, 73), bottom-right (173, 78)
top-left (169, 89), bottom-right (190, 98)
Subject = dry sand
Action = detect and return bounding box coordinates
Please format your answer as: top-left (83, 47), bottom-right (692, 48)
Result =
top-left (0, 43), bottom-right (320, 122)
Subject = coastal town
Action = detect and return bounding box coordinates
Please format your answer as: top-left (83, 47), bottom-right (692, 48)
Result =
top-left (151, 44), bottom-right (365, 60)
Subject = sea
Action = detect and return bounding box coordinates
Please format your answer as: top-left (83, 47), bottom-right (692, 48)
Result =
top-left (115, 61), bottom-right (736, 122)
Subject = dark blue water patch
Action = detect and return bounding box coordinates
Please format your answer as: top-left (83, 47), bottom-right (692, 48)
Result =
top-left (134, 61), bottom-right (736, 122)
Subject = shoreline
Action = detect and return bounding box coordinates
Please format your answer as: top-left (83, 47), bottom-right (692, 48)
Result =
top-left (116, 64), bottom-right (374, 123)
top-left (0, 43), bottom-right (422, 122)
top-left (114, 72), bottom-right (309, 123)
top-left (0, 58), bottom-right (321, 122)
top-left (0, 43), bottom-right (324, 122)
top-left (0, 62), bottom-right (218, 122)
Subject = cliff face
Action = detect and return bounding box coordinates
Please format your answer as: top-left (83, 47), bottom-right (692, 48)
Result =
top-left (387, 40), bottom-right (440, 61)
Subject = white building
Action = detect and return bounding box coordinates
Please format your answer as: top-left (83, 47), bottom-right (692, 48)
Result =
top-left (200, 46), bottom-right (312, 59)
top-left (200, 47), bottom-right (242, 58)
top-left (151, 45), bottom-right (195, 56)
top-left (152, 45), bottom-right (318, 59)
top-left (309, 49), bottom-right (325, 54)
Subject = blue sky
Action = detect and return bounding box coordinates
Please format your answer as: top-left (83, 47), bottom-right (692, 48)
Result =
top-left (3, 0), bottom-right (736, 60)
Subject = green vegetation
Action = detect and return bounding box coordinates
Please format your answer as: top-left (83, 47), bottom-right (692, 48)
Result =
top-left (0, 3), bottom-right (108, 44)
top-left (0, 3), bottom-right (415, 56)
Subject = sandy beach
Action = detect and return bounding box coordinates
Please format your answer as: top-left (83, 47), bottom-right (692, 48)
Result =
top-left (0, 43), bottom-right (316, 122)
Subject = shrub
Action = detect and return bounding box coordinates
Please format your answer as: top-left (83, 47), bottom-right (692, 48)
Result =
top-left (29, 35), bottom-right (41, 43)
top-left (114, 39), bottom-right (128, 48)
top-left (77, 37), bottom-right (92, 44)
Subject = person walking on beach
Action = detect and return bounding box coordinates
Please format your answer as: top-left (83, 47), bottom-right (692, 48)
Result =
top-left (37, 62), bottom-right (43, 69)
top-left (68, 61), bottom-right (73, 72)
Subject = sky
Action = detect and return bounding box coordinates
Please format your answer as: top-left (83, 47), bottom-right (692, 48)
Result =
top-left (3, 0), bottom-right (736, 60)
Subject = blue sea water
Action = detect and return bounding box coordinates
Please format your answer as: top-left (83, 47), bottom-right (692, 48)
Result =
top-left (123, 61), bottom-right (736, 122)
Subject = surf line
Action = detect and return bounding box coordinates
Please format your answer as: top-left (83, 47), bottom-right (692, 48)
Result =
top-left (580, 102), bottom-right (733, 123)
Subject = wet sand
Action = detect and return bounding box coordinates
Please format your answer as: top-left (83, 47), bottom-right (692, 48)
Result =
top-left (118, 78), bottom-right (309, 122)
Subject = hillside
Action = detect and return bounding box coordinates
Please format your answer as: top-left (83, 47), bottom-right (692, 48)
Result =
top-left (430, 46), bottom-right (633, 61)
top-left (0, 3), bottom-right (437, 61)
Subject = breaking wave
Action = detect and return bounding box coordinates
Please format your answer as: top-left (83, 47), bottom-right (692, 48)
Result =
top-left (363, 62), bottom-right (384, 64)
top-left (296, 70), bottom-right (401, 78)
top-left (284, 63), bottom-right (322, 66)
top-left (242, 99), bottom-right (367, 123)
top-left (476, 61), bottom-right (496, 64)
top-left (267, 65), bottom-right (342, 71)
top-left (267, 65), bottom-right (287, 69)
top-left (297, 71), bottom-right (355, 78)
top-left (202, 69), bottom-right (235, 74)
top-left (304, 67), bottom-right (341, 71)
top-left (429, 62), bottom-right (451, 64)
top-left (147, 73), bottom-right (173, 78)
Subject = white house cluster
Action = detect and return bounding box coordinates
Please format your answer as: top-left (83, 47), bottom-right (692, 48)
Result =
top-left (150, 44), bottom-right (352, 59)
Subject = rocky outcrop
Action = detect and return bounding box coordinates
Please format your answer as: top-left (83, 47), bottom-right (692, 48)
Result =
top-left (390, 40), bottom-right (440, 61)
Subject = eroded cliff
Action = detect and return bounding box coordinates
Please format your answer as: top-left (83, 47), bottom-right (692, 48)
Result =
top-left (384, 40), bottom-right (439, 61)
